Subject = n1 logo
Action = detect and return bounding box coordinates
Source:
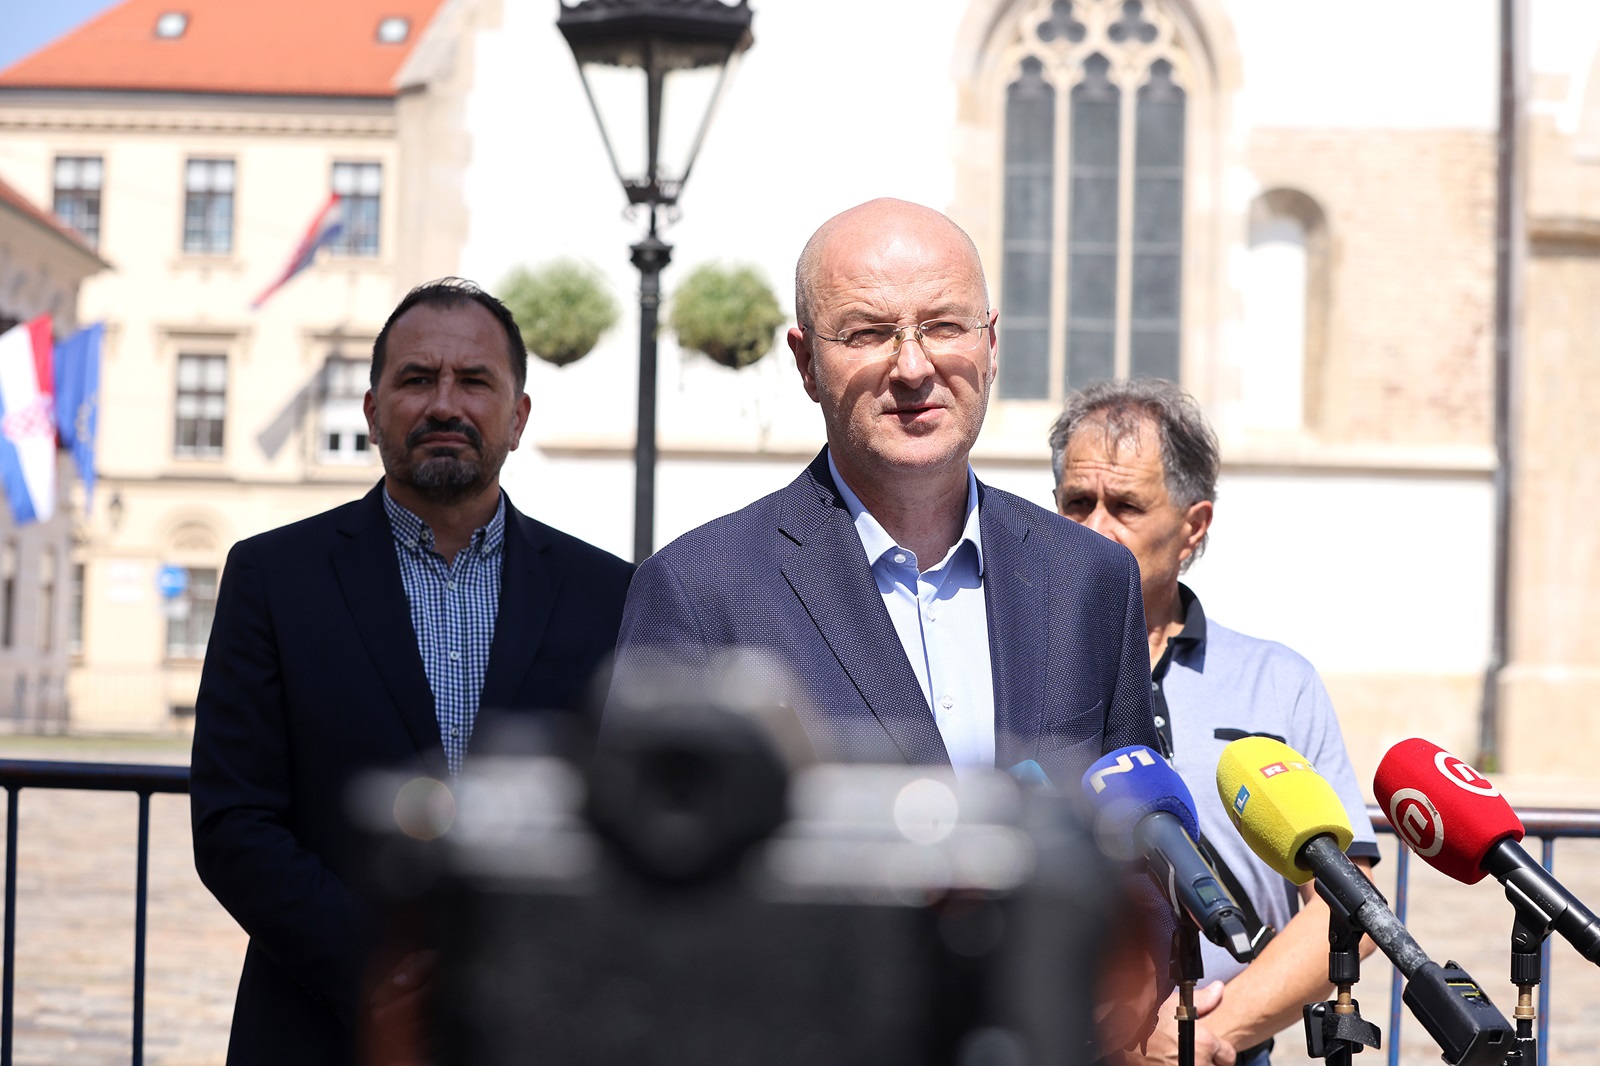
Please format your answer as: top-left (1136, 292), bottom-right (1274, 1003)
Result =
top-left (1087, 747), bottom-right (1156, 793)
top-left (1434, 751), bottom-right (1499, 797)
top-left (1387, 788), bottom-right (1445, 858)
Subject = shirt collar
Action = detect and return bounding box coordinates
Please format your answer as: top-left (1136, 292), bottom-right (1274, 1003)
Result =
top-left (382, 486), bottom-right (507, 556)
top-left (1173, 582), bottom-right (1207, 648)
top-left (826, 450), bottom-right (984, 575)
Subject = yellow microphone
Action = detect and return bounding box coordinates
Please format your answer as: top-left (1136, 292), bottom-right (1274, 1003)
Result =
top-left (1214, 736), bottom-right (1353, 884)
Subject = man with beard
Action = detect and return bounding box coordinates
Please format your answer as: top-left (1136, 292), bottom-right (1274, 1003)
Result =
top-left (190, 278), bottom-right (632, 1066)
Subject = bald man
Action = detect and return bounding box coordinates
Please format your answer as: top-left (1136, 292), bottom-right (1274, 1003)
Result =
top-left (607, 198), bottom-right (1165, 1055)
top-left (609, 197), bottom-right (1155, 799)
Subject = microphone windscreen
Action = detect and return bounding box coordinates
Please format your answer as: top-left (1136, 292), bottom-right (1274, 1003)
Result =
top-left (1373, 737), bottom-right (1524, 885)
top-left (1215, 737), bottom-right (1354, 884)
top-left (1081, 745), bottom-right (1200, 842)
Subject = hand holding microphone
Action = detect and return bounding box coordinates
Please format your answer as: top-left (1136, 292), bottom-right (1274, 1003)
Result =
top-left (1374, 737), bottom-right (1600, 965)
top-left (1216, 737), bottom-right (1512, 1066)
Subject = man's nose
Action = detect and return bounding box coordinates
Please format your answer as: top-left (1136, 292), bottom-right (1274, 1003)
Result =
top-left (888, 334), bottom-right (934, 386)
top-left (1082, 505), bottom-right (1120, 541)
top-left (424, 378), bottom-right (463, 418)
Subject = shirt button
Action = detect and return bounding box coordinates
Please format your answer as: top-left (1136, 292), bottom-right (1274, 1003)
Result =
top-left (940, 695), bottom-right (953, 709)
top-left (450, 727), bottom-right (459, 737)
top-left (1155, 715), bottom-right (1166, 728)
top-left (893, 553), bottom-right (906, 565)
top-left (447, 580), bottom-right (456, 591)
top-left (1151, 681), bottom-right (1158, 691)
top-left (406, 538), bottom-right (418, 549)
top-left (449, 650), bottom-right (460, 661)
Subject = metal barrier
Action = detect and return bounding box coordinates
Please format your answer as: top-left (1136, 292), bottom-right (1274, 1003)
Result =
top-left (0, 759), bottom-right (189, 1066)
top-left (0, 765), bottom-right (1594, 1066)
top-left (1369, 803), bottom-right (1600, 1066)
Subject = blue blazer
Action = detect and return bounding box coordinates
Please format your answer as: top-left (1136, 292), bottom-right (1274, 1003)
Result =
top-left (190, 484), bottom-right (632, 1066)
top-left (612, 449), bottom-right (1158, 782)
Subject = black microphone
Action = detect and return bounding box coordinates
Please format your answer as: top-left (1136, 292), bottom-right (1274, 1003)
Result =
top-left (1082, 745), bottom-right (1253, 962)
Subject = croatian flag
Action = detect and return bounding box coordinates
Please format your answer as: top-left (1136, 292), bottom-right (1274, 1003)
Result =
top-left (0, 315), bottom-right (57, 524)
top-left (250, 193), bottom-right (345, 309)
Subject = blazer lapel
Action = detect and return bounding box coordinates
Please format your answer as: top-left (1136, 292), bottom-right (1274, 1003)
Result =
top-left (779, 452), bottom-right (949, 765)
top-left (330, 485), bottom-right (442, 761)
top-left (479, 501), bottom-right (557, 713)
top-left (980, 487), bottom-right (1048, 770)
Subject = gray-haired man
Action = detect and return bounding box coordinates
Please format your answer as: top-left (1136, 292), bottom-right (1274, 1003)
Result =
top-left (1050, 379), bottom-right (1378, 1066)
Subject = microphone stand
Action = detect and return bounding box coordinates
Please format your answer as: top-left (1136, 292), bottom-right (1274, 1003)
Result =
top-left (1171, 923), bottom-right (1204, 1066)
top-left (1303, 900), bottom-right (1381, 1063)
top-left (1502, 894), bottom-right (1553, 1066)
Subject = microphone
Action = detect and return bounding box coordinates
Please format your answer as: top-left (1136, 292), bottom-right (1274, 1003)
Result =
top-left (1217, 737), bottom-right (1513, 1066)
top-left (1082, 745), bottom-right (1253, 962)
top-left (1375, 737), bottom-right (1600, 965)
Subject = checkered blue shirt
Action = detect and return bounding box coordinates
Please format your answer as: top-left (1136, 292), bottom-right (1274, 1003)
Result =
top-left (383, 489), bottom-right (505, 776)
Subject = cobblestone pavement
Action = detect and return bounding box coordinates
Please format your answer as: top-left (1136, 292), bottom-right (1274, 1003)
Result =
top-left (0, 735), bottom-right (1597, 1065)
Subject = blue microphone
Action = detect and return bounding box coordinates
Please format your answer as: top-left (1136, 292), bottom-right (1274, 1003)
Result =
top-left (1083, 745), bottom-right (1254, 962)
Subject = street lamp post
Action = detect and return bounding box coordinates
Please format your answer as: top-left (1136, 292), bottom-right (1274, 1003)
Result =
top-left (556, 0), bottom-right (754, 562)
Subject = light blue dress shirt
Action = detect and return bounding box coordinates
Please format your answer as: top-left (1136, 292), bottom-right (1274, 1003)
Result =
top-left (383, 489), bottom-right (505, 776)
top-left (827, 454), bottom-right (995, 775)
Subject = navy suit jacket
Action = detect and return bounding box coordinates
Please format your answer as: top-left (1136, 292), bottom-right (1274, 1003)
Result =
top-left (611, 449), bottom-right (1158, 781)
top-left (190, 484), bottom-right (632, 1066)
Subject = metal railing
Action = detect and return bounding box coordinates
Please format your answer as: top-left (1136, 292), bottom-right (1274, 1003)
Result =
top-left (1369, 803), bottom-right (1600, 1066)
top-left (0, 759), bottom-right (189, 1066)
top-left (0, 764), bottom-right (1594, 1066)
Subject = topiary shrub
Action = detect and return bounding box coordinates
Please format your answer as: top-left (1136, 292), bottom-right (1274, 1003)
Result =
top-left (667, 262), bottom-right (786, 370)
top-left (500, 260), bottom-right (619, 367)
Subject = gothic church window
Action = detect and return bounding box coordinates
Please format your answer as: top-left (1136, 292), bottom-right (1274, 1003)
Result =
top-left (999, 0), bottom-right (1190, 400)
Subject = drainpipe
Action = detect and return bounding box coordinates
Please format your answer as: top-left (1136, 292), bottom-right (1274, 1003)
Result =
top-left (1480, 0), bottom-right (1525, 769)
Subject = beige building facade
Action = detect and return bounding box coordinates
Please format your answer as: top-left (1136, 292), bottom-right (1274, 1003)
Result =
top-left (0, 177), bottom-right (106, 728)
top-left (0, 0), bottom-right (448, 730)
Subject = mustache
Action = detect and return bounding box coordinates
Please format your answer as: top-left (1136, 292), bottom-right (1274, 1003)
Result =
top-left (405, 419), bottom-right (482, 450)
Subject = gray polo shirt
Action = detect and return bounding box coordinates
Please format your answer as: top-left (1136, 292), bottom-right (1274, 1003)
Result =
top-left (1157, 585), bottom-right (1379, 985)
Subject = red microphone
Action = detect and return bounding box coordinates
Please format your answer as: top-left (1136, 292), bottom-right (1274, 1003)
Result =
top-left (1375, 738), bottom-right (1600, 965)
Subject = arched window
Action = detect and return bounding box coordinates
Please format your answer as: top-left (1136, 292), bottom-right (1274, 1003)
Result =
top-left (997, 0), bottom-right (1194, 400)
top-left (1238, 189), bottom-right (1328, 433)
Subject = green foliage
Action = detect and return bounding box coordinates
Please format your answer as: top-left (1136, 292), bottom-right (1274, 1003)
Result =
top-left (500, 260), bottom-right (619, 367)
top-left (667, 262), bottom-right (786, 370)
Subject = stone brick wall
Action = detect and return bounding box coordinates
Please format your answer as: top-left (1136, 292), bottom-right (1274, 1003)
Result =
top-left (1247, 128), bottom-right (1496, 448)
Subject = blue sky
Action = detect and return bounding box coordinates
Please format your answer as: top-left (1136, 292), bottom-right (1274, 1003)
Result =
top-left (0, 0), bottom-right (122, 73)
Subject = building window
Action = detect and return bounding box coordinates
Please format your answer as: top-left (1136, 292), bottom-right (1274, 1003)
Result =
top-left (331, 162), bottom-right (381, 257)
top-left (39, 550), bottom-right (54, 654)
top-left (53, 156), bottom-right (103, 249)
top-left (175, 354), bottom-right (227, 457)
top-left (998, 0), bottom-right (1189, 399)
top-left (184, 159), bottom-right (235, 254)
top-left (69, 561), bottom-right (84, 656)
top-left (0, 542), bottom-right (14, 649)
top-left (319, 357), bottom-right (371, 462)
top-left (165, 567), bottom-right (218, 660)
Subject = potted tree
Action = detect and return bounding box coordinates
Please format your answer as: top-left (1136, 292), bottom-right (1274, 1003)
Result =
top-left (500, 260), bottom-right (619, 367)
top-left (667, 263), bottom-right (786, 370)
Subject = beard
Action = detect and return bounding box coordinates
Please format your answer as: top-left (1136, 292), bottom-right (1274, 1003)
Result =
top-left (375, 417), bottom-right (507, 505)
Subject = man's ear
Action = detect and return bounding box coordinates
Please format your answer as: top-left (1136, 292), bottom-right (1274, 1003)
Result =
top-left (788, 326), bottom-right (821, 403)
top-left (1181, 499), bottom-right (1214, 558)
top-left (363, 389), bottom-right (377, 437)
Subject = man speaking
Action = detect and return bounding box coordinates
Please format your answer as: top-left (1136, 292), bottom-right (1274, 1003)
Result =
top-left (611, 197), bottom-right (1156, 784)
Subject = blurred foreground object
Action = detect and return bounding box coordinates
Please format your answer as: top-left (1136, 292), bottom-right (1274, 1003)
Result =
top-left (352, 651), bottom-right (1120, 1065)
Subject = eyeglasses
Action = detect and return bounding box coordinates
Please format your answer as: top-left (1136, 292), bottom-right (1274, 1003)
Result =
top-left (802, 317), bottom-right (991, 359)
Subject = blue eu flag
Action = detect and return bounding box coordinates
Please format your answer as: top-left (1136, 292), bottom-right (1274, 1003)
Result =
top-left (53, 323), bottom-right (102, 510)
